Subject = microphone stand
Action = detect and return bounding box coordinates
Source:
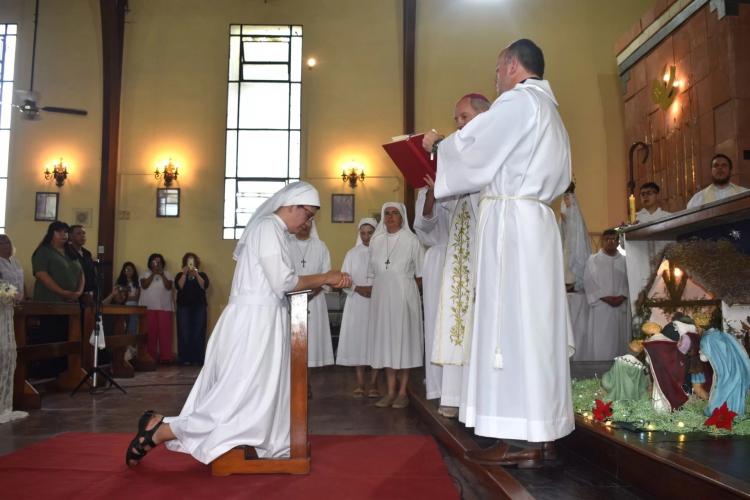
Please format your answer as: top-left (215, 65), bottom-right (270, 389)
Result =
top-left (71, 259), bottom-right (126, 396)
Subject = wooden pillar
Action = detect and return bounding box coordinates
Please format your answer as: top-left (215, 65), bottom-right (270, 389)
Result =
top-left (97, 0), bottom-right (127, 291)
top-left (403, 0), bottom-right (416, 224)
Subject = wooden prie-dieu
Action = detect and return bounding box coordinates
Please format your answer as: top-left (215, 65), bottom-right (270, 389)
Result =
top-left (211, 290), bottom-right (312, 476)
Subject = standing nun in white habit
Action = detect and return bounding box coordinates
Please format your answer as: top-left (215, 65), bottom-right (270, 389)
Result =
top-left (423, 39), bottom-right (574, 467)
top-left (336, 218), bottom-right (379, 397)
top-left (582, 229), bottom-right (629, 360)
top-left (419, 92), bottom-right (490, 420)
top-left (289, 219), bottom-right (334, 368)
top-left (367, 202), bottom-right (425, 410)
top-left (124, 182), bottom-right (351, 466)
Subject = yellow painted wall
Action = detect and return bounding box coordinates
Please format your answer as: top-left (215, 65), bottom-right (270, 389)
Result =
top-left (2, 0), bottom-right (103, 294)
top-left (414, 0), bottom-right (654, 231)
top-left (1, 0), bottom-right (656, 339)
top-left (115, 0), bottom-right (404, 329)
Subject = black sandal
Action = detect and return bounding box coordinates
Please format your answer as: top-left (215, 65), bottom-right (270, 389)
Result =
top-left (125, 410), bottom-right (164, 467)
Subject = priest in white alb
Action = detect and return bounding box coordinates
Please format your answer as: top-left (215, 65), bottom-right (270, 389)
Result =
top-left (416, 93), bottom-right (489, 419)
top-left (582, 229), bottom-right (630, 360)
top-left (290, 220), bottom-right (334, 368)
top-left (413, 186), bottom-right (450, 405)
top-left (123, 182), bottom-right (351, 466)
top-left (424, 39), bottom-right (574, 468)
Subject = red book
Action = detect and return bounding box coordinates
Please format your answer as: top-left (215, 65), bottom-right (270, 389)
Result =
top-left (382, 133), bottom-right (437, 189)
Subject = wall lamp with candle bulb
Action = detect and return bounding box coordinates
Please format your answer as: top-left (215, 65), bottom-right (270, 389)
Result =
top-left (44, 157), bottom-right (69, 187)
top-left (154, 158), bottom-right (179, 187)
top-left (341, 162), bottom-right (365, 188)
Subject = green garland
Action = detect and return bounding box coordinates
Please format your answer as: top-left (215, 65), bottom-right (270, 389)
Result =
top-left (572, 378), bottom-right (750, 436)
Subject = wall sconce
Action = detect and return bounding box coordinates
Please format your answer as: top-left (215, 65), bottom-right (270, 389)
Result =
top-left (154, 158), bottom-right (179, 187)
top-left (341, 163), bottom-right (365, 188)
top-left (44, 157), bottom-right (68, 187)
top-left (651, 65), bottom-right (680, 111)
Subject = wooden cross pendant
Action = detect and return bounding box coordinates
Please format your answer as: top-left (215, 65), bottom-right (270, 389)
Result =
top-left (301, 259), bottom-right (306, 268)
top-left (385, 259), bottom-right (390, 269)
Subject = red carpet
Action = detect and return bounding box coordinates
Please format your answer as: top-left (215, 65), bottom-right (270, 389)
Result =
top-left (0, 433), bottom-right (459, 499)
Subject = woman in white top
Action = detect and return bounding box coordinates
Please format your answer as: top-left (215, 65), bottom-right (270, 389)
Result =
top-left (336, 218), bottom-right (379, 397)
top-left (124, 182), bottom-right (351, 467)
top-left (139, 253), bottom-right (174, 363)
top-left (367, 203), bottom-right (424, 409)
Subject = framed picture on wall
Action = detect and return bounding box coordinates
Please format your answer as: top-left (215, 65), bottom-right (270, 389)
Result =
top-left (331, 194), bottom-right (354, 223)
top-left (35, 192), bottom-right (59, 221)
top-left (156, 188), bottom-right (180, 217)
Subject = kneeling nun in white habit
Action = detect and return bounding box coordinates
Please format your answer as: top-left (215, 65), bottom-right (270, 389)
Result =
top-left (123, 182), bottom-right (351, 466)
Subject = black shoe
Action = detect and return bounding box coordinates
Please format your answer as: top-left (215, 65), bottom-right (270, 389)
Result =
top-left (125, 410), bottom-right (164, 467)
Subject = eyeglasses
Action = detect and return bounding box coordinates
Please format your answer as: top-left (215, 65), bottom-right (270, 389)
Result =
top-left (298, 206), bottom-right (316, 221)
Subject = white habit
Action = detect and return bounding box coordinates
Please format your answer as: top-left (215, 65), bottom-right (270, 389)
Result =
top-left (164, 181), bottom-right (319, 462)
top-left (413, 188), bottom-right (450, 399)
top-left (434, 79), bottom-right (575, 442)
top-left (582, 250), bottom-right (629, 360)
top-left (686, 183), bottom-right (747, 209)
top-left (367, 203), bottom-right (425, 370)
top-left (624, 207), bottom-right (672, 314)
top-left (290, 231), bottom-right (334, 367)
top-left (336, 218), bottom-right (377, 366)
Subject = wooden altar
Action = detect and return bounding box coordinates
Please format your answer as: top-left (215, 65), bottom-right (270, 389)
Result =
top-left (621, 190), bottom-right (750, 243)
top-left (211, 290), bottom-right (312, 476)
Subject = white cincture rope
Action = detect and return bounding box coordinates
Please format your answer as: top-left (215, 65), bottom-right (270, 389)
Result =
top-left (479, 194), bottom-right (552, 369)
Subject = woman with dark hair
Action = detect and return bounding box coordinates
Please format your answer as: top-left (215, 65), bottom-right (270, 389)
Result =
top-left (30, 221), bottom-right (84, 379)
top-left (174, 252), bottom-right (209, 365)
top-left (139, 253), bottom-right (174, 364)
top-left (115, 262), bottom-right (140, 334)
top-left (31, 221), bottom-right (83, 303)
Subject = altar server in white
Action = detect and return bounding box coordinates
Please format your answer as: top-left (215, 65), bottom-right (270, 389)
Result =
top-left (424, 39), bottom-right (574, 467)
top-left (336, 218), bottom-right (379, 397)
top-left (124, 182), bottom-right (351, 466)
top-left (582, 229), bottom-right (630, 360)
top-left (368, 202), bottom-right (424, 410)
top-left (624, 182), bottom-right (672, 314)
top-left (416, 93), bottom-right (489, 419)
top-left (290, 220), bottom-right (334, 367)
top-left (686, 154), bottom-right (747, 209)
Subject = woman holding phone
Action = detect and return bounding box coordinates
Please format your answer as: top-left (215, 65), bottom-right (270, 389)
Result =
top-left (175, 252), bottom-right (209, 365)
top-left (140, 253), bottom-right (174, 364)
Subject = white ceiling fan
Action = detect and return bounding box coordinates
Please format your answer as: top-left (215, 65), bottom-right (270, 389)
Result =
top-left (10, 0), bottom-right (88, 120)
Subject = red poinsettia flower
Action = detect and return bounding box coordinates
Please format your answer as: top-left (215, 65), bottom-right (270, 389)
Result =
top-left (704, 402), bottom-right (738, 431)
top-left (592, 399), bottom-right (613, 422)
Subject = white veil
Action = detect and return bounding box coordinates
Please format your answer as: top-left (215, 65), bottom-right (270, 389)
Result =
top-left (234, 181), bottom-right (320, 260)
top-left (355, 217), bottom-right (378, 246)
top-left (559, 191), bottom-right (592, 291)
top-left (372, 202), bottom-right (414, 239)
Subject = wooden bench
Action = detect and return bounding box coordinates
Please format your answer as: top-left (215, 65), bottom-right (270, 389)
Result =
top-left (13, 302), bottom-right (84, 410)
top-left (211, 290), bottom-right (311, 475)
